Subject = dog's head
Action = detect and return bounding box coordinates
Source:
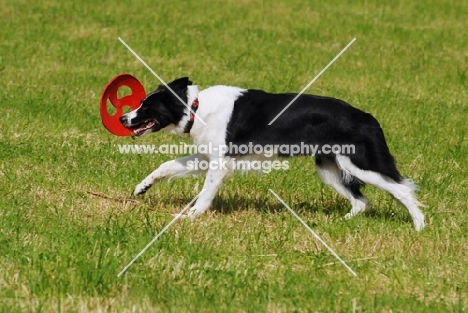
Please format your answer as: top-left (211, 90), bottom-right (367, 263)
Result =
top-left (120, 77), bottom-right (192, 137)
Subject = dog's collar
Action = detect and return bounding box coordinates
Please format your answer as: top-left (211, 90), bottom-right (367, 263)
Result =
top-left (184, 98), bottom-right (199, 134)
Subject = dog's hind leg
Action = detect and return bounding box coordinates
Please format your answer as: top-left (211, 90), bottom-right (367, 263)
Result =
top-left (315, 157), bottom-right (369, 219)
top-left (335, 155), bottom-right (425, 231)
top-left (134, 153), bottom-right (207, 196)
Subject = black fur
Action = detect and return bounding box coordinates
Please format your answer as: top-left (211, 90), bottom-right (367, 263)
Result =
top-left (225, 89), bottom-right (402, 182)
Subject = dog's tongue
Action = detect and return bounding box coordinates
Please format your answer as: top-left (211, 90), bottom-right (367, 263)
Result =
top-left (131, 120), bottom-right (156, 136)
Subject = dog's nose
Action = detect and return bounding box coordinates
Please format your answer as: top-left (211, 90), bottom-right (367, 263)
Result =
top-left (119, 116), bottom-right (127, 124)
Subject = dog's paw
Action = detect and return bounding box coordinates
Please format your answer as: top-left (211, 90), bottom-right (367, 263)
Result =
top-left (186, 207), bottom-right (205, 219)
top-left (134, 183), bottom-right (151, 196)
top-left (170, 208), bottom-right (207, 220)
top-left (172, 213), bottom-right (189, 219)
top-left (344, 212), bottom-right (355, 220)
top-left (171, 207), bottom-right (201, 219)
top-left (413, 215), bottom-right (425, 232)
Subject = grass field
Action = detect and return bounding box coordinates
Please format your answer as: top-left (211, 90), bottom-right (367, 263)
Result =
top-left (1, 0), bottom-right (468, 312)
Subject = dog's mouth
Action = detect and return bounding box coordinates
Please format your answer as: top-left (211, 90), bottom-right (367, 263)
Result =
top-left (127, 119), bottom-right (157, 137)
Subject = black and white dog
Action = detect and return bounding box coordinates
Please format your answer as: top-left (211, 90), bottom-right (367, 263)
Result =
top-left (120, 77), bottom-right (425, 231)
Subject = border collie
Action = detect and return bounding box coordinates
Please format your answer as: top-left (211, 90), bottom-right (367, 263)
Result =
top-left (120, 77), bottom-right (425, 231)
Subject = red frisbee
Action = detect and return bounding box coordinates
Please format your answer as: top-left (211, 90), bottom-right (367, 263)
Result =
top-left (100, 74), bottom-right (146, 136)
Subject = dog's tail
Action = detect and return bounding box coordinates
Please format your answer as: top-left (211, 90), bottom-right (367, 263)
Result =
top-left (347, 122), bottom-right (403, 183)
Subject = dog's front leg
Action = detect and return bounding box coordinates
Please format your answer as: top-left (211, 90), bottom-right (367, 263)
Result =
top-left (134, 153), bottom-right (207, 196)
top-left (186, 166), bottom-right (231, 218)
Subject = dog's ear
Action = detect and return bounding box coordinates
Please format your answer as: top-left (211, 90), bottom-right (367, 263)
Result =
top-left (164, 77), bottom-right (193, 105)
top-left (168, 77), bottom-right (193, 89)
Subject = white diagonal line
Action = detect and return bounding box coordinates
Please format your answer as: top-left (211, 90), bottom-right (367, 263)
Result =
top-left (118, 37), bottom-right (207, 126)
top-left (117, 189), bottom-right (205, 277)
top-left (268, 189), bottom-right (357, 277)
top-left (268, 38), bottom-right (356, 125)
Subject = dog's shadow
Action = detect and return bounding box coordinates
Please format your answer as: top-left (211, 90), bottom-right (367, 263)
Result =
top-left (146, 193), bottom-right (413, 225)
top-left (149, 194), bottom-right (286, 214)
top-left (149, 193), bottom-right (338, 215)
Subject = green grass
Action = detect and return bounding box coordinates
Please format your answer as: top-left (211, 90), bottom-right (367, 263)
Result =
top-left (1, 0), bottom-right (467, 311)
